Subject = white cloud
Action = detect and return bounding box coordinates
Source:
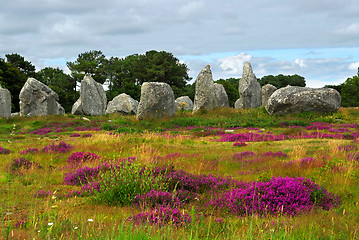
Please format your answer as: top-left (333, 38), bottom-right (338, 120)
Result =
top-left (294, 59), bottom-right (307, 68)
top-left (218, 53), bottom-right (252, 74)
top-left (334, 22), bottom-right (359, 35)
top-left (349, 61), bottom-right (359, 71)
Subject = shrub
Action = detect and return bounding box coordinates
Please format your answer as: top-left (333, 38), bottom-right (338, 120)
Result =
top-left (6, 158), bottom-right (41, 175)
top-left (42, 141), bottom-right (72, 153)
top-left (67, 152), bottom-right (101, 165)
top-left (209, 176), bottom-right (339, 216)
top-left (20, 148), bottom-right (39, 155)
top-left (92, 161), bottom-right (166, 206)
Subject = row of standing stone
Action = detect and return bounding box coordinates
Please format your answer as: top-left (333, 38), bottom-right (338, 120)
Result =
top-left (0, 62), bottom-right (341, 119)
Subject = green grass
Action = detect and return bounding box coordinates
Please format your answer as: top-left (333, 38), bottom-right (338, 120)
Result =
top-left (0, 107), bottom-right (358, 239)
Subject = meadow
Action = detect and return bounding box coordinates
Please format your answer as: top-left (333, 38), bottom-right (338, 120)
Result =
top-left (0, 107), bottom-right (359, 239)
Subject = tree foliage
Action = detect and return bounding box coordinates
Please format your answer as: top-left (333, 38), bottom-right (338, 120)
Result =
top-left (108, 50), bottom-right (190, 100)
top-left (340, 68), bottom-right (359, 107)
top-left (36, 67), bottom-right (78, 112)
top-left (5, 53), bottom-right (36, 78)
top-left (0, 58), bottom-right (27, 112)
top-left (215, 78), bottom-right (239, 107)
top-left (259, 74), bottom-right (306, 88)
top-left (66, 50), bottom-right (107, 84)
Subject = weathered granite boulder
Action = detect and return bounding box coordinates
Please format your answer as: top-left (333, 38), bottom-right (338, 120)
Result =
top-left (175, 96), bottom-right (193, 111)
top-left (238, 62), bottom-right (261, 108)
top-left (193, 65), bottom-right (218, 113)
top-left (261, 84), bottom-right (277, 106)
top-left (136, 82), bottom-right (175, 120)
top-left (234, 99), bottom-right (241, 109)
top-left (266, 86), bottom-right (341, 115)
top-left (0, 86), bottom-right (11, 119)
top-left (19, 78), bottom-right (64, 116)
top-left (71, 75), bottom-right (107, 116)
top-left (214, 83), bottom-right (229, 107)
top-left (106, 93), bottom-right (138, 115)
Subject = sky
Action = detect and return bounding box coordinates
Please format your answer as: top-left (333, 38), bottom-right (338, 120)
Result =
top-left (1, 0), bottom-right (359, 88)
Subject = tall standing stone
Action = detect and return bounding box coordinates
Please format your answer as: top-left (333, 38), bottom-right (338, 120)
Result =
top-left (19, 78), bottom-right (64, 116)
top-left (261, 84), bottom-right (277, 106)
top-left (193, 65), bottom-right (218, 113)
top-left (0, 85), bottom-right (11, 119)
top-left (214, 83), bottom-right (229, 107)
top-left (71, 75), bottom-right (107, 116)
top-left (136, 82), bottom-right (175, 120)
top-left (238, 62), bottom-right (261, 108)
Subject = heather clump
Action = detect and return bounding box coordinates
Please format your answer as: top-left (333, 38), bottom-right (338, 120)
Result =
top-left (20, 148), bottom-right (39, 155)
top-left (131, 205), bottom-right (191, 226)
top-left (233, 151), bottom-right (256, 160)
top-left (64, 165), bottom-right (103, 186)
top-left (0, 146), bottom-right (10, 154)
top-left (209, 177), bottom-right (339, 216)
top-left (42, 141), bottom-right (72, 153)
top-left (233, 142), bottom-right (248, 147)
top-left (67, 152), bottom-right (101, 165)
top-left (6, 158), bottom-right (41, 175)
top-left (154, 166), bottom-right (233, 193)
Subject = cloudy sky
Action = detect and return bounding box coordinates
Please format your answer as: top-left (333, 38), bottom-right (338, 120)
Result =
top-left (1, 0), bottom-right (359, 87)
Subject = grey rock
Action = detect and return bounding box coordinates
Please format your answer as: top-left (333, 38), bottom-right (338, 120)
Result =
top-left (10, 112), bottom-right (20, 118)
top-left (19, 78), bottom-right (64, 116)
top-left (193, 65), bottom-right (218, 113)
top-left (0, 85), bottom-right (11, 119)
top-left (175, 96), bottom-right (193, 111)
top-left (214, 83), bottom-right (229, 107)
top-left (136, 82), bottom-right (175, 120)
top-left (238, 62), bottom-right (261, 108)
top-left (234, 99), bottom-right (241, 109)
top-left (106, 93), bottom-right (139, 115)
top-left (71, 75), bottom-right (107, 116)
top-left (261, 84), bottom-right (277, 106)
top-left (266, 86), bottom-right (341, 115)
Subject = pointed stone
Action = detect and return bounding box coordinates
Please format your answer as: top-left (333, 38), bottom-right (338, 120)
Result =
top-left (214, 83), bottom-right (229, 107)
top-left (71, 75), bottom-right (107, 116)
top-left (193, 65), bottom-right (218, 113)
top-left (238, 62), bottom-right (261, 108)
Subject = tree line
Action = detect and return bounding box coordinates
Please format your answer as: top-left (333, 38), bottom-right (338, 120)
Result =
top-left (1, 50), bottom-right (358, 113)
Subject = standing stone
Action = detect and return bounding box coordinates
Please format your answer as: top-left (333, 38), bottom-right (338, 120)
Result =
top-left (0, 86), bottom-right (11, 119)
top-left (214, 83), bottom-right (229, 107)
top-left (266, 86), bottom-right (341, 115)
top-left (71, 75), bottom-right (107, 116)
top-left (175, 96), bottom-right (193, 111)
top-left (136, 82), bottom-right (175, 120)
top-left (238, 62), bottom-right (261, 108)
top-left (261, 84), bottom-right (277, 106)
top-left (19, 78), bottom-right (64, 116)
top-left (106, 93), bottom-right (139, 115)
top-left (193, 65), bottom-right (218, 113)
top-left (234, 99), bottom-right (241, 109)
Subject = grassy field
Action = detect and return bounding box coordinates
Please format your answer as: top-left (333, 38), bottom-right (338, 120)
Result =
top-left (0, 107), bottom-right (359, 239)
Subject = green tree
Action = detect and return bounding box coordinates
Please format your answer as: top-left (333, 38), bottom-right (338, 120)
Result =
top-left (215, 78), bottom-right (240, 107)
top-left (67, 50), bottom-right (107, 84)
top-left (0, 58), bottom-right (27, 112)
top-left (341, 68), bottom-right (359, 107)
top-left (36, 67), bottom-right (78, 112)
top-left (109, 50), bottom-right (190, 101)
top-left (259, 74), bottom-right (306, 88)
top-left (5, 53), bottom-right (36, 77)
